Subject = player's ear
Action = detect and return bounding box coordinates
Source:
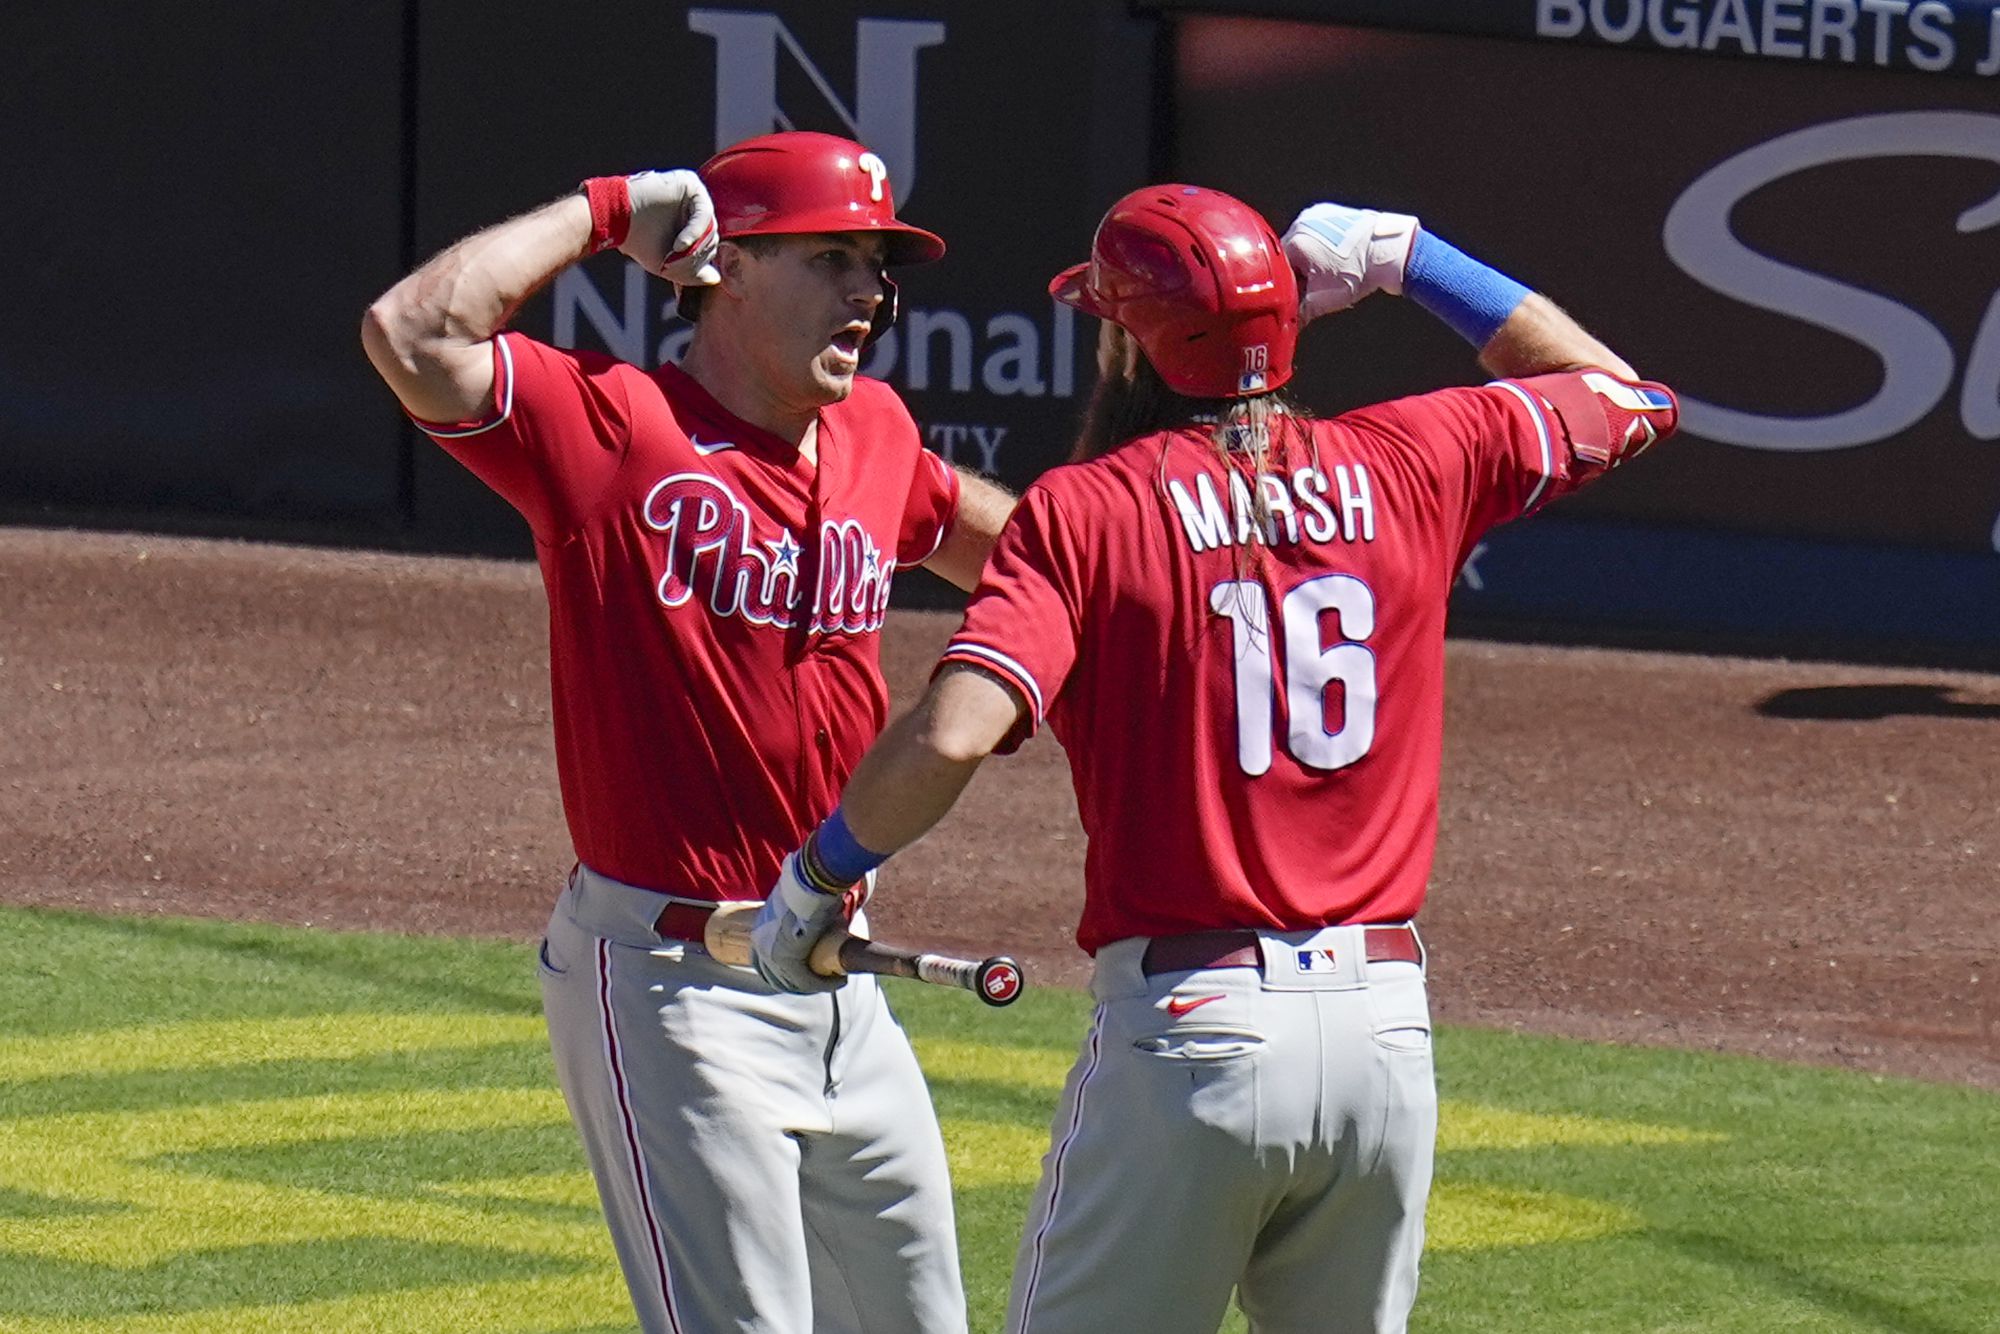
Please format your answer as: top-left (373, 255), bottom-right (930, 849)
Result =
top-left (1096, 321), bottom-right (1141, 383)
top-left (711, 239), bottom-right (756, 299)
top-left (1116, 326), bottom-right (1142, 383)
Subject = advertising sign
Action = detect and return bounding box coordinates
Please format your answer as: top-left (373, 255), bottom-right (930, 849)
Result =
top-left (1150, 0), bottom-right (2000, 80)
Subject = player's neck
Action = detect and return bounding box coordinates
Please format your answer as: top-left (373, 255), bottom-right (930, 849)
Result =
top-left (681, 335), bottom-right (820, 459)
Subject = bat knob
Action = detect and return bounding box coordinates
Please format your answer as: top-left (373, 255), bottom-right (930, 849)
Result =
top-left (974, 956), bottom-right (1024, 1007)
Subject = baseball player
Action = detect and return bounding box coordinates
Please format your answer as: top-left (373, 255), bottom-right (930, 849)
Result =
top-left (750, 186), bottom-right (1678, 1333)
top-left (360, 131), bottom-right (1013, 1334)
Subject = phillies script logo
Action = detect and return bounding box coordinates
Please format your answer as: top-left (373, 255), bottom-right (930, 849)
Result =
top-left (642, 473), bottom-right (895, 633)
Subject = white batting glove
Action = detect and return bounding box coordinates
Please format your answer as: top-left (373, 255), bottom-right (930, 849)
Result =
top-left (748, 853), bottom-right (847, 995)
top-left (619, 170), bottom-right (721, 287)
top-left (1282, 203), bottom-right (1421, 323)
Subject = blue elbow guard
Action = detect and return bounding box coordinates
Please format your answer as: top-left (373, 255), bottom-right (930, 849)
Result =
top-left (1403, 232), bottom-right (1531, 348)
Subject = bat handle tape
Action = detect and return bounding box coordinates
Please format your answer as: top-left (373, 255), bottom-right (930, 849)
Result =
top-left (913, 954), bottom-right (978, 991)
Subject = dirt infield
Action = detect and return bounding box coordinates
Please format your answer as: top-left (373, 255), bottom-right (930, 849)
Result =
top-left (3, 527), bottom-right (1994, 1087)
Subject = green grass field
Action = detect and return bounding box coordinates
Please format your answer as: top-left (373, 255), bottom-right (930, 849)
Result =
top-left (1, 906), bottom-right (1994, 1333)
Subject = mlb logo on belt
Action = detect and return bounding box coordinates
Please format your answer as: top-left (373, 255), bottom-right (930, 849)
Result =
top-left (1296, 947), bottom-right (1338, 973)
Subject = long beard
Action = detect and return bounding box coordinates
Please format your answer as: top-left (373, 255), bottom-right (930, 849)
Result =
top-left (1071, 359), bottom-right (1187, 463)
top-left (1071, 358), bottom-right (1299, 468)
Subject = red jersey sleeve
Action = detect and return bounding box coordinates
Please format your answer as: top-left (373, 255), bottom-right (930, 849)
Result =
top-left (1384, 371), bottom-right (1678, 549)
top-left (1380, 382), bottom-right (1562, 541)
top-left (896, 448), bottom-right (960, 565)
top-left (936, 483), bottom-right (1087, 753)
top-left (410, 332), bottom-right (634, 540)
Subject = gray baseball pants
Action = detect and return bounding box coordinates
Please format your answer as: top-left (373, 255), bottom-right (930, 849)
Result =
top-left (1007, 924), bottom-right (1436, 1334)
top-left (540, 865), bottom-right (967, 1334)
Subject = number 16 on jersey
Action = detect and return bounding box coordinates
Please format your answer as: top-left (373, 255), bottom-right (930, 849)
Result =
top-left (1210, 574), bottom-right (1377, 776)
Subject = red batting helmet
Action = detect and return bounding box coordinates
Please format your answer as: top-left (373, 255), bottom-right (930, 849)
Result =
top-left (698, 131), bottom-right (945, 265)
top-left (1049, 185), bottom-right (1297, 399)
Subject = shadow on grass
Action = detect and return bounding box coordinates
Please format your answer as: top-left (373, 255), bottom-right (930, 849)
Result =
top-left (1661, 1229), bottom-right (1968, 1334)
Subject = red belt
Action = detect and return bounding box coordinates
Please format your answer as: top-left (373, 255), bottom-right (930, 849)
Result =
top-left (1141, 925), bottom-right (1421, 976)
top-left (655, 901), bottom-right (721, 943)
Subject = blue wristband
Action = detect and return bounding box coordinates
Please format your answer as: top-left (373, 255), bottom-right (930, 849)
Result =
top-left (802, 807), bottom-right (889, 889)
top-left (1402, 232), bottom-right (1531, 349)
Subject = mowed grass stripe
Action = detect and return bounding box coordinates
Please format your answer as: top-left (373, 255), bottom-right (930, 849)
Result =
top-left (0, 1014), bottom-right (546, 1083)
top-left (0, 906), bottom-right (1994, 1333)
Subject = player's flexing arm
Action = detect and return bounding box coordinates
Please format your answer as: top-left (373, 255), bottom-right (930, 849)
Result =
top-left (360, 174), bottom-right (719, 423)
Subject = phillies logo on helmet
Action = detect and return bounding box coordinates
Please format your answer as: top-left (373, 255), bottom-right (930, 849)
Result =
top-left (857, 151), bottom-right (890, 202)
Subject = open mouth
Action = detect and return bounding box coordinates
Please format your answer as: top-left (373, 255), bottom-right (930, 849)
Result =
top-left (827, 325), bottom-right (869, 363)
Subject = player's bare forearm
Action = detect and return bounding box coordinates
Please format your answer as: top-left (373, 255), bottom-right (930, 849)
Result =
top-left (1477, 293), bottom-right (1637, 382)
top-left (360, 193), bottom-right (594, 425)
top-left (840, 666), bottom-right (1024, 855)
top-left (923, 471), bottom-right (1017, 592)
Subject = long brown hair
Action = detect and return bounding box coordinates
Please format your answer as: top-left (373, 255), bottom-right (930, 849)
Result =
top-left (1073, 334), bottom-right (1306, 565)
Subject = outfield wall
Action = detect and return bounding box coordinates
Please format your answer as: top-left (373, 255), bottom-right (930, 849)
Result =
top-left (3, 1), bottom-right (1998, 655)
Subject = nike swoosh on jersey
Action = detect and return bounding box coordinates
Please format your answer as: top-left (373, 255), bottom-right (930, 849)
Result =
top-left (690, 435), bottom-right (737, 455)
top-left (1164, 993), bottom-right (1226, 1018)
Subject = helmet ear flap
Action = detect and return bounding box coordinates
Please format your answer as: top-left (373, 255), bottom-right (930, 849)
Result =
top-left (865, 272), bottom-right (900, 348)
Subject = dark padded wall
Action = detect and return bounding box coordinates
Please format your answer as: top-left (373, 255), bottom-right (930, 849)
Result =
top-left (0, 5), bottom-right (406, 534)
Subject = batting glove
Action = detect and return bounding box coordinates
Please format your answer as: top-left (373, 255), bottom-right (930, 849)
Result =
top-left (1282, 203), bottom-right (1421, 323)
top-left (749, 853), bottom-right (848, 995)
top-left (620, 170), bottom-right (721, 287)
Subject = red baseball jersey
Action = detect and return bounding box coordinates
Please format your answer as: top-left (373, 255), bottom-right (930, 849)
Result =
top-left (941, 375), bottom-right (1676, 954)
top-left (417, 332), bottom-right (959, 899)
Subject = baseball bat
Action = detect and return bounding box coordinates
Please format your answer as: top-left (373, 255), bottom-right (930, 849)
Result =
top-left (703, 902), bottom-right (1023, 1007)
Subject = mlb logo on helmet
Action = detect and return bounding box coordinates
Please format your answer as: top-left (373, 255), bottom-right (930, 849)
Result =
top-left (1239, 343), bottom-right (1270, 394)
top-left (1295, 948), bottom-right (1338, 973)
